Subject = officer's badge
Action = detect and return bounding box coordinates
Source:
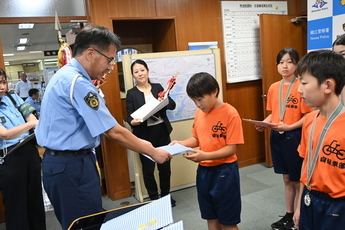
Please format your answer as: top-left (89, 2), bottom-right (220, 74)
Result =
top-left (84, 92), bottom-right (99, 110)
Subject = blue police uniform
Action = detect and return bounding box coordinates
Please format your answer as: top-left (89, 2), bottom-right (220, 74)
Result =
top-left (25, 96), bottom-right (41, 112)
top-left (36, 58), bottom-right (118, 230)
top-left (0, 94), bottom-right (46, 230)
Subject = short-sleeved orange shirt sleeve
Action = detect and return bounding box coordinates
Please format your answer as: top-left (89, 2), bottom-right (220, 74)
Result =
top-left (192, 103), bottom-right (244, 167)
top-left (267, 79), bottom-right (311, 124)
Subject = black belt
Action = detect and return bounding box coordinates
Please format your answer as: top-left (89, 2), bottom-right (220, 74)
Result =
top-left (45, 149), bottom-right (92, 156)
top-left (0, 142), bottom-right (20, 157)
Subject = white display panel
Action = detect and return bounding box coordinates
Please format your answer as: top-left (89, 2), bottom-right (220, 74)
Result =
top-left (221, 1), bottom-right (287, 83)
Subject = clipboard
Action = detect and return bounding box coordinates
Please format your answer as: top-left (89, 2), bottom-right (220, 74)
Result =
top-left (242, 118), bottom-right (278, 128)
top-left (8, 133), bottom-right (35, 154)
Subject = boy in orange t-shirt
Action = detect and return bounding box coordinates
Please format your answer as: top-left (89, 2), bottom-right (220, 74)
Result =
top-left (294, 50), bottom-right (345, 230)
top-left (172, 72), bottom-right (244, 230)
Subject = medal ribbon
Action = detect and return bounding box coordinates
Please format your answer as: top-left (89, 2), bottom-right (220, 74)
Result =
top-left (341, 90), bottom-right (344, 105)
top-left (279, 76), bottom-right (296, 122)
top-left (306, 102), bottom-right (344, 189)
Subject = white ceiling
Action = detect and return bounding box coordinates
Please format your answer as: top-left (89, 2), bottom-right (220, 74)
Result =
top-left (1, 22), bottom-right (78, 65)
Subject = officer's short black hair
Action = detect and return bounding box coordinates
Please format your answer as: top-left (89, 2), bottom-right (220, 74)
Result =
top-left (72, 25), bottom-right (121, 57)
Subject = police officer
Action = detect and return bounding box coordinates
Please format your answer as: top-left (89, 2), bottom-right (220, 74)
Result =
top-left (36, 25), bottom-right (172, 230)
top-left (0, 68), bottom-right (46, 230)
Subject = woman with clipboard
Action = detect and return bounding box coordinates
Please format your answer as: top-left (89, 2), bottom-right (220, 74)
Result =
top-left (0, 68), bottom-right (46, 230)
top-left (126, 59), bottom-right (176, 206)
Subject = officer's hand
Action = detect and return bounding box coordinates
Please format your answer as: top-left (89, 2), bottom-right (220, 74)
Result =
top-left (28, 120), bottom-right (38, 129)
top-left (151, 148), bottom-right (172, 164)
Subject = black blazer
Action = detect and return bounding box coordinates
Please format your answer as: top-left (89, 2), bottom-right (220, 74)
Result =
top-left (126, 83), bottom-right (176, 138)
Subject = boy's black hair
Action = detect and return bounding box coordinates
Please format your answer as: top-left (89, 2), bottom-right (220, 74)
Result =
top-left (332, 33), bottom-right (345, 47)
top-left (186, 72), bottom-right (219, 98)
top-left (28, 88), bottom-right (39, 97)
top-left (276, 47), bottom-right (299, 65)
top-left (296, 50), bottom-right (345, 95)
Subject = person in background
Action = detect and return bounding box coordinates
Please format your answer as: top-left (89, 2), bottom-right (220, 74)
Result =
top-left (126, 59), bottom-right (176, 206)
top-left (15, 72), bottom-right (31, 100)
top-left (171, 72), bottom-right (244, 230)
top-left (36, 25), bottom-right (172, 230)
top-left (0, 68), bottom-right (46, 230)
top-left (332, 33), bottom-right (345, 105)
top-left (255, 48), bottom-right (311, 230)
top-left (293, 50), bottom-right (345, 230)
top-left (332, 33), bottom-right (345, 57)
top-left (25, 88), bottom-right (41, 112)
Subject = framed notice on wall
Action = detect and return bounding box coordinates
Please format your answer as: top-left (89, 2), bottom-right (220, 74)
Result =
top-left (220, 1), bottom-right (287, 83)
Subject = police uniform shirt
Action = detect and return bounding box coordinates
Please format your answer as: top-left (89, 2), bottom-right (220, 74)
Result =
top-left (25, 96), bottom-right (41, 112)
top-left (0, 95), bottom-right (29, 148)
top-left (36, 58), bottom-right (118, 150)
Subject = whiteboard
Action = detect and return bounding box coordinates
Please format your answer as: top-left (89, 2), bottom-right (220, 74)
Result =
top-left (220, 1), bottom-right (287, 83)
top-left (122, 49), bottom-right (222, 122)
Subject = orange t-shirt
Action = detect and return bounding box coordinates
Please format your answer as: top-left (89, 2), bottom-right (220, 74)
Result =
top-left (298, 110), bottom-right (345, 198)
top-left (192, 103), bottom-right (244, 167)
top-left (267, 79), bottom-right (311, 124)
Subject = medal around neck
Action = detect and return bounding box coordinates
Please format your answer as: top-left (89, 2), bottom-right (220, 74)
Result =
top-left (304, 193), bottom-right (311, 206)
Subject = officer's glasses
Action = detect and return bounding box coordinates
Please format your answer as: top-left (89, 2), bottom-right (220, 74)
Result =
top-left (93, 48), bottom-right (116, 65)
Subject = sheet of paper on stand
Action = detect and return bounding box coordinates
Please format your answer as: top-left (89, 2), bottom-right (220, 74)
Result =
top-left (143, 143), bottom-right (192, 162)
top-left (242, 118), bottom-right (278, 128)
top-left (100, 194), bottom-right (182, 230)
top-left (130, 95), bottom-right (169, 122)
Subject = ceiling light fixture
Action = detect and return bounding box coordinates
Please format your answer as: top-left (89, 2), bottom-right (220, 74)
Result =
top-left (17, 46), bottom-right (26, 51)
top-left (18, 38), bottom-right (29, 44)
top-left (29, 51), bottom-right (43, 53)
top-left (18, 23), bottom-right (35, 29)
top-left (3, 54), bottom-right (14, 56)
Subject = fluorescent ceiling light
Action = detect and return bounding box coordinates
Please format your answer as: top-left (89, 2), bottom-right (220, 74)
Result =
top-left (18, 23), bottom-right (35, 29)
top-left (29, 51), bottom-right (43, 53)
top-left (17, 46), bottom-right (26, 51)
top-left (3, 54), bottom-right (14, 56)
top-left (18, 38), bottom-right (29, 44)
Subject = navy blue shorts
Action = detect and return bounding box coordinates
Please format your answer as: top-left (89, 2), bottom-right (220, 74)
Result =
top-left (196, 162), bottom-right (241, 226)
top-left (270, 128), bottom-right (303, 181)
top-left (299, 187), bottom-right (345, 230)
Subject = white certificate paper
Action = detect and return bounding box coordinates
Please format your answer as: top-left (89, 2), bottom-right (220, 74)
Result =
top-left (130, 96), bottom-right (169, 122)
top-left (143, 143), bottom-right (192, 162)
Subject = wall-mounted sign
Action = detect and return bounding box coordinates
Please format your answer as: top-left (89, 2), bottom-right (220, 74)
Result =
top-left (22, 63), bottom-right (36, 67)
top-left (220, 1), bottom-right (287, 83)
top-left (307, 0), bottom-right (345, 51)
top-left (44, 50), bottom-right (59, 56)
